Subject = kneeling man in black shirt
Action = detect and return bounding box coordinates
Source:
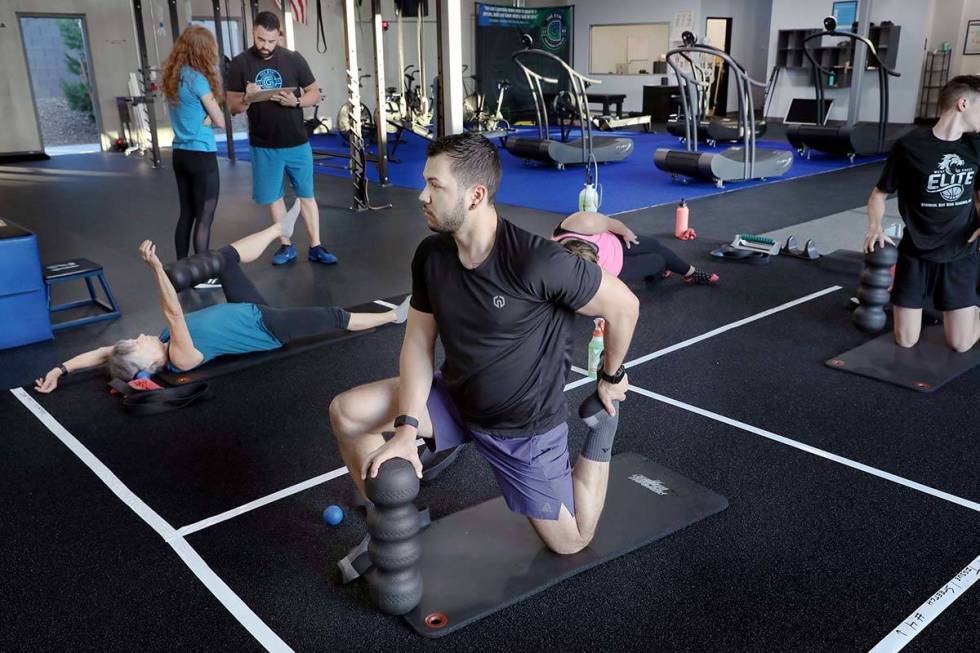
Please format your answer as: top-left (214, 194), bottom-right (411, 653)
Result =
top-left (866, 75), bottom-right (980, 352)
top-left (330, 134), bottom-right (639, 554)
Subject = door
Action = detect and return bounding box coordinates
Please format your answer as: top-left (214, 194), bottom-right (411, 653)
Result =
top-left (704, 17), bottom-right (732, 117)
top-left (18, 14), bottom-right (102, 154)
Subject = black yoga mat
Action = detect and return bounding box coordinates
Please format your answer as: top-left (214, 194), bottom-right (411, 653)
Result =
top-left (403, 452), bottom-right (728, 637)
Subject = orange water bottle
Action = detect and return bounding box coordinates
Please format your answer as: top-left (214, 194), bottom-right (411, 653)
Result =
top-left (674, 199), bottom-right (689, 238)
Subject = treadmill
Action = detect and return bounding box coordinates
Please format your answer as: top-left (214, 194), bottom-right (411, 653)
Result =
top-left (786, 16), bottom-right (903, 161)
top-left (654, 32), bottom-right (793, 188)
top-left (504, 49), bottom-right (633, 170)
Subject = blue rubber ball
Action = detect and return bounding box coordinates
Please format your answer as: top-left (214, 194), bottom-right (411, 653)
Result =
top-left (323, 505), bottom-right (344, 526)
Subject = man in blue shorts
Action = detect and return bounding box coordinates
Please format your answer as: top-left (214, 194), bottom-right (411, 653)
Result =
top-left (329, 134), bottom-right (640, 555)
top-left (227, 11), bottom-right (337, 266)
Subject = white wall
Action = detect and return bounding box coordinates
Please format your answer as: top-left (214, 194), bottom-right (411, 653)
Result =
top-left (766, 0), bottom-right (934, 124)
top-left (566, 0), bottom-right (698, 112)
top-left (556, 0), bottom-right (771, 114)
top-left (701, 0), bottom-right (774, 113)
top-left (929, 0), bottom-right (980, 77)
top-left (955, 0), bottom-right (980, 74)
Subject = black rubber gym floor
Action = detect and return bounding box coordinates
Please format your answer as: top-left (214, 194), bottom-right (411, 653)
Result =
top-left (2, 152), bottom-right (977, 651)
top-left (0, 392), bottom-right (260, 652)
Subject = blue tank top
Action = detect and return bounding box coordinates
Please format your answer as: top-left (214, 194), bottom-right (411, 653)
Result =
top-left (160, 303), bottom-right (281, 371)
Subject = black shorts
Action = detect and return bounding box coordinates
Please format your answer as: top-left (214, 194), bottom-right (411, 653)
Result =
top-left (891, 249), bottom-right (979, 311)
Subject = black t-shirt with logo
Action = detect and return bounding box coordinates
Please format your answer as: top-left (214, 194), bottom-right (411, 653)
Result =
top-left (411, 218), bottom-right (602, 437)
top-left (876, 127), bottom-right (980, 262)
top-left (227, 46), bottom-right (315, 148)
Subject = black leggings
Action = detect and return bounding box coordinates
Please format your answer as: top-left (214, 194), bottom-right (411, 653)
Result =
top-left (173, 149), bottom-right (220, 259)
top-left (619, 235), bottom-right (691, 281)
top-left (216, 246), bottom-right (351, 343)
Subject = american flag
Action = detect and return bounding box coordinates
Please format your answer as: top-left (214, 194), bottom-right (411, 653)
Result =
top-left (273, 0), bottom-right (307, 25)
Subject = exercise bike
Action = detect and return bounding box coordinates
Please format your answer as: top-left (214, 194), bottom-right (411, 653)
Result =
top-left (304, 92), bottom-right (333, 138)
top-left (402, 64), bottom-right (433, 132)
top-left (464, 77), bottom-right (512, 134)
top-left (336, 71), bottom-right (376, 144)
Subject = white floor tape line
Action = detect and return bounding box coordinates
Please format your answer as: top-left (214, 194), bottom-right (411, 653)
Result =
top-left (174, 467), bottom-right (351, 540)
top-left (10, 388), bottom-right (294, 653)
top-left (174, 439), bottom-right (425, 537)
top-left (565, 286), bottom-right (841, 390)
top-left (869, 553), bottom-right (980, 653)
top-left (624, 285), bottom-right (842, 369)
top-left (626, 384), bottom-right (980, 514)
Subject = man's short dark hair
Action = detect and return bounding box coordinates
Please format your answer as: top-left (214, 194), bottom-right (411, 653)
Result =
top-left (254, 11), bottom-right (281, 32)
top-left (939, 75), bottom-right (980, 112)
top-left (426, 133), bottom-right (502, 204)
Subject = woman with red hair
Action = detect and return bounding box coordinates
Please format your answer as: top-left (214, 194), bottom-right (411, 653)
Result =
top-left (161, 26), bottom-right (227, 286)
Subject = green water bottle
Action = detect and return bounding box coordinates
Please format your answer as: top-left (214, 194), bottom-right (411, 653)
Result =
top-left (587, 318), bottom-right (605, 379)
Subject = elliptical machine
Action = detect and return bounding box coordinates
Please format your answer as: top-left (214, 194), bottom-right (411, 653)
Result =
top-left (786, 16), bottom-right (902, 161)
top-left (654, 31), bottom-right (793, 187)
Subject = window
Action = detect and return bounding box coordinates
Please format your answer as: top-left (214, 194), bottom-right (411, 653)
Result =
top-left (832, 1), bottom-right (858, 30)
top-left (589, 23), bottom-right (670, 75)
top-left (191, 18), bottom-right (243, 58)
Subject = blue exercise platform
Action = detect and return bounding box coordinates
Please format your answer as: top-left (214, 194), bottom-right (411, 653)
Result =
top-left (0, 219), bottom-right (52, 349)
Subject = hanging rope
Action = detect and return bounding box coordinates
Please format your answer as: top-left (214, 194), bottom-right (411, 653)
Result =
top-left (316, 0), bottom-right (327, 53)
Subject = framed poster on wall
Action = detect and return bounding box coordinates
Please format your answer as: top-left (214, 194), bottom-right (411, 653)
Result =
top-left (965, 20), bottom-right (980, 55)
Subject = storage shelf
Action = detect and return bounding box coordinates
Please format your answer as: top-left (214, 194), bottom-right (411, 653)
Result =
top-left (917, 49), bottom-right (950, 120)
top-left (775, 23), bottom-right (900, 88)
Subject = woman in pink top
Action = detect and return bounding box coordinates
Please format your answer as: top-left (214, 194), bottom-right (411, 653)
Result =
top-left (553, 212), bottom-right (718, 285)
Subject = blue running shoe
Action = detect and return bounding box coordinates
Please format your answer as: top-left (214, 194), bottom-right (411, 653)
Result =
top-left (272, 244), bottom-right (296, 265)
top-left (308, 245), bottom-right (338, 264)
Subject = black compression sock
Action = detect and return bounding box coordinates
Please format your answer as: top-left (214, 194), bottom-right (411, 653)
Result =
top-left (578, 393), bottom-right (619, 463)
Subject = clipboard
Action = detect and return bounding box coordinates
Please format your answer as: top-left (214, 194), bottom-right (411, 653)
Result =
top-left (246, 86), bottom-right (298, 102)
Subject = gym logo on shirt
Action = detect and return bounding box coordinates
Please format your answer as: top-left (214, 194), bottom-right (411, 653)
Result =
top-left (255, 68), bottom-right (283, 89)
top-left (492, 295), bottom-right (506, 309)
top-left (926, 154), bottom-right (974, 203)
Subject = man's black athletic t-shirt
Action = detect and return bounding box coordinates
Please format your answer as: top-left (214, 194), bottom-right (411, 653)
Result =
top-left (876, 128), bottom-right (980, 262)
top-left (227, 46), bottom-right (314, 148)
top-left (411, 218), bottom-right (602, 437)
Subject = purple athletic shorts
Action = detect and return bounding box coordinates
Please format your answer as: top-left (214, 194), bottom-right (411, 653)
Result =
top-left (426, 373), bottom-right (574, 521)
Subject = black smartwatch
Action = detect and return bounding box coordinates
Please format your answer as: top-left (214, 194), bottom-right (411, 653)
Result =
top-left (58, 364), bottom-right (69, 376)
top-left (598, 364), bottom-right (626, 384)
top-left (394, 414), bottom-right (419, 430)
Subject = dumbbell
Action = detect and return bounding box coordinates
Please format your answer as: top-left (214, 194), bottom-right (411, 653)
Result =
top-left (364, 458), bottom-right (423, 615)
top-left (852, 243), bottom-right (898, 333)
